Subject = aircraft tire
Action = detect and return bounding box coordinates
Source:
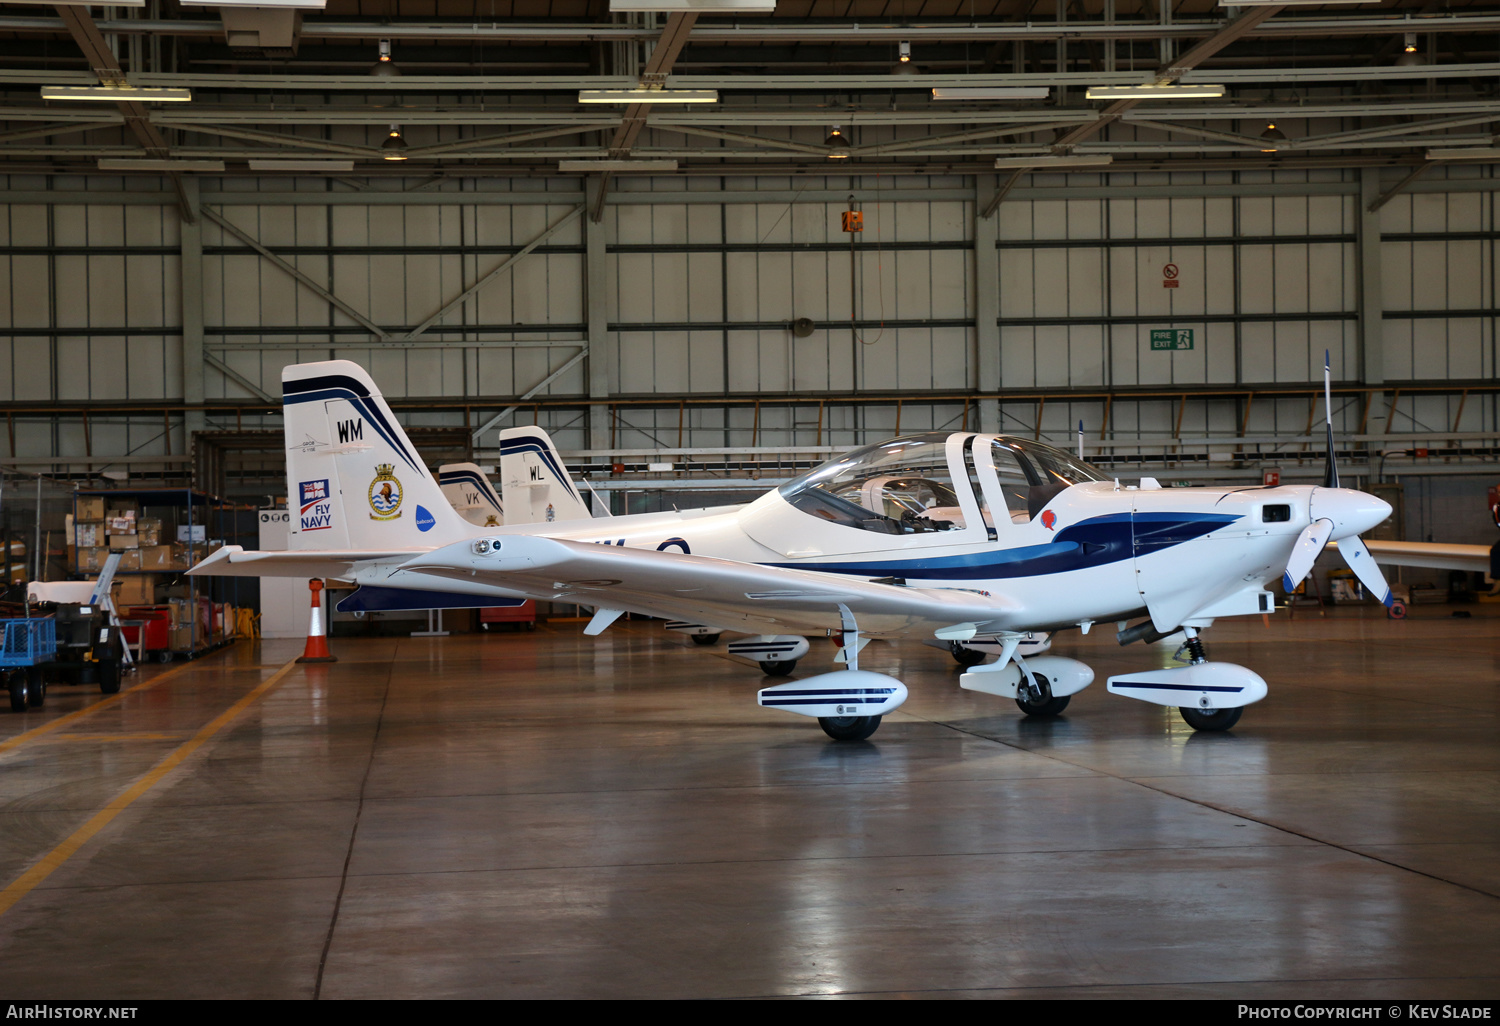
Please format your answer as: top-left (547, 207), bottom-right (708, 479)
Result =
top-left (8, 671), bottom-right (29, 713)
top-left (1015, 693), bottom-right (1070, 717)
top-left (759, 660), bottom-right (797, 676)
top-left (818, 715), bottom-right (881, 741)
top-left (950, 642), bottom-right (987, 667)
top-left (691, 633), bottom-right (721, 646)
top-left (1179, 706), bottom-right (1242, 731)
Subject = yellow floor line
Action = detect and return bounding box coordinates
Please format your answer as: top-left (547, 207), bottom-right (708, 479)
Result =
top-left (0, 659), bottom-right (204, 758)
top-left (0, 656), bottom-right (300, 919)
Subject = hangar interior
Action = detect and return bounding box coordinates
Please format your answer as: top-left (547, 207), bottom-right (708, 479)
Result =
top-left (0, 0), bottom-right (1498, 1000)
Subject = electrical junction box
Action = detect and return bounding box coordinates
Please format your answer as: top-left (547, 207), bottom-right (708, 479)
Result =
top-left (841, 210), bottom-right (863, 232)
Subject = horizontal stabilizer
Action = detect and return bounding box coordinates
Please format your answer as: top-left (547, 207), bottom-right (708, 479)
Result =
top-left (188, 544), bottom-right (422, 580)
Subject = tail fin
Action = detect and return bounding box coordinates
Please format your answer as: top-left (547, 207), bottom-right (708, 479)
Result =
top-left (438, 463), bottom-right (505, 527)
top-left (498, 426), bottom-right (594, 525)
top-left (283, 360), bottom-right (470, 549)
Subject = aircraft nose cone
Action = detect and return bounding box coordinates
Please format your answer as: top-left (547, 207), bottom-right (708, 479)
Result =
top-left (1312, 488), bottom-right (1392, 539)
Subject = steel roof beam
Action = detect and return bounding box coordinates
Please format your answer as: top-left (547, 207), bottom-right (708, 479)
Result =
top-left (10, 63), bottom-right (1500, 91)
top-left (6, 13), bottom-right (1500, 44)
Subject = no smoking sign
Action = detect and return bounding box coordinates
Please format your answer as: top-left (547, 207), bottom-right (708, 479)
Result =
top-left (1162, 263), bottom-right (1180, 289)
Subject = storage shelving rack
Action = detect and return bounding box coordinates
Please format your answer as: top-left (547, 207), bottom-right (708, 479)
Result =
top-left (71, 488), bottom-right (250, 660)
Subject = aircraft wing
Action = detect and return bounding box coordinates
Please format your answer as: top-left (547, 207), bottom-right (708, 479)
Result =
top-left (188, 544), bottom-right (426, 581)
top-left (1333, 539), bottom-right (1493, 573)
top-left (399, 536), bottom-right (1025, 638)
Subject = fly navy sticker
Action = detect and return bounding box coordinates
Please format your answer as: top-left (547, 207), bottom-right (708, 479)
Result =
top-left (368, 464), bottom-right (404, 520)
top-left (300, 479), bottom-right (333, 532)
top-left (415, 505), bottom-right (435, 532)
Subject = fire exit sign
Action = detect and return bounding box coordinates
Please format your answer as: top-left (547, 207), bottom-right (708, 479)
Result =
top-left (1150, 329), bottom-right (1194, 351)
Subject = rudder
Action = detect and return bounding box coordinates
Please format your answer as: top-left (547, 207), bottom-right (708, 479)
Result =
top-left (498, 426), bottom-right (594, 524)
top-left (283, 360), bottom-right (469, 550)
top-left (439, 462), bottom-right (505, 527)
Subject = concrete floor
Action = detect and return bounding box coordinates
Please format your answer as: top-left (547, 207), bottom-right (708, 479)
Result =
top-left (0, 605), bottom-right (1496, 999)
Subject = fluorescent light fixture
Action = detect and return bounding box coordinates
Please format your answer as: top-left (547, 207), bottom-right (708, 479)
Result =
top-left (248, 160), bottom-right (356, 171)
top-left (97, 159), bottom-right (226, 171)
top-left (578, 89), bottom-right (719, 104)
top-left (558, 160), bottom-right (679, 172)
top-left (1222, 0), bottom-right (1376, 5)
top-left (994, 155), bottom-right (1113, 169)
top-left (1426, 147), bottom-right (1500, 161)
top-left (42, 85), bottom-right (192, 103)
top-left (609, 0), bottom-right (775, 10)
top-left (6, 0), bottom-right (144, 5)
top-left (1086, 84), bottom-right (1225, 99)
top-left (932, 87), bottom-right (1051, 101)
top-left (180, 0), bottom-right (325, 7)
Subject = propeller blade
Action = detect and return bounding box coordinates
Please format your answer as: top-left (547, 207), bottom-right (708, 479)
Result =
top-left (1284, 517), bottom-right (1334, 592)
top-left (1336, 534), bottom-right (1394, 607)
top-left (1322, 349), bottom-right (1340, 489)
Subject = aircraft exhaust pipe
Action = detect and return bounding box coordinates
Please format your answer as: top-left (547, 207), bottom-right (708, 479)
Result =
top-left (1116, 620), bottom-right (1180, 647)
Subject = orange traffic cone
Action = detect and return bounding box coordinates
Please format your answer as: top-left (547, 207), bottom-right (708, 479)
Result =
top-left (295, 579), bottom-right (337, 664)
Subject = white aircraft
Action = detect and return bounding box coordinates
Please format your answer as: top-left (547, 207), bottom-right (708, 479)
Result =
top-left (193, 358), bottom-right (1486, 741)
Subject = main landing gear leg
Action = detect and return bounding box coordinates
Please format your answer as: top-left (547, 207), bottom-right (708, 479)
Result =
top-left (817, 605), bottom-right (882, 741)
top-left (1176, 627), bottom-right (1241, 731)
top-left (1011, 651), bottom-right (1071, 718)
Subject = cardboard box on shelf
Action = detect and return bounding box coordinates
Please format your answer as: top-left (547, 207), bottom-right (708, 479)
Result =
top-left (114, 575), bottom-right (156, 606)
top-left (139, 545), bottom-right (174, 570)
top-left (78, 546), bottom-right (110, 572)
top-left (108, 534), bottom-right (139, 550)
top-left (169, 626), bottom-right (194, 652)
top-left (76, 496), bottom-right (105, 520)
top-left (106, 517), bottom-right (136, 534)
top-left (74, 522), bottom-right (103, 548)
top-left (136, 518), bottom-right (162, 547)
top-left (117, 550), bottom-right (142, 571)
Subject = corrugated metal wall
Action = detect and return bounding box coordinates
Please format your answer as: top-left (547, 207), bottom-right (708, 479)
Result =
top-left (2, 166), bottom-right (1497, 462)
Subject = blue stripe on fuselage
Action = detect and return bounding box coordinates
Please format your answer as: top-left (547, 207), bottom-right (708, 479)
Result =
top-left (768, 511), bottom-right (1239, 581)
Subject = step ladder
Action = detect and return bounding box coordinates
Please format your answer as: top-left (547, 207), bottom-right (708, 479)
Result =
top-left (87, 551), bottom-right (136, 670)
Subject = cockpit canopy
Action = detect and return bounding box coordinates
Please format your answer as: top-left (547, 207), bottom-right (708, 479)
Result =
top-left (778, 432), bottom-right (1106, 536)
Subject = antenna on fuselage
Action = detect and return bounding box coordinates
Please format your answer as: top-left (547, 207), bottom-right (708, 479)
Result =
top-left (1077, 420), bottom-right (1084, 460)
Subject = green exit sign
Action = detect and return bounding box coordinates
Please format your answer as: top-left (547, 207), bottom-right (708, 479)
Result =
top-left (1150, 328), bottom-right (1194, 351)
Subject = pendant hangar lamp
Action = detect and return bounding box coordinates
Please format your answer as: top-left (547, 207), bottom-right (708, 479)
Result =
top-left (371, 38), bottom-right (400, 77)
top-left (381, 124), bottom-right (409, 160)
top-left (825, 126), bottom-right (850, 160)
